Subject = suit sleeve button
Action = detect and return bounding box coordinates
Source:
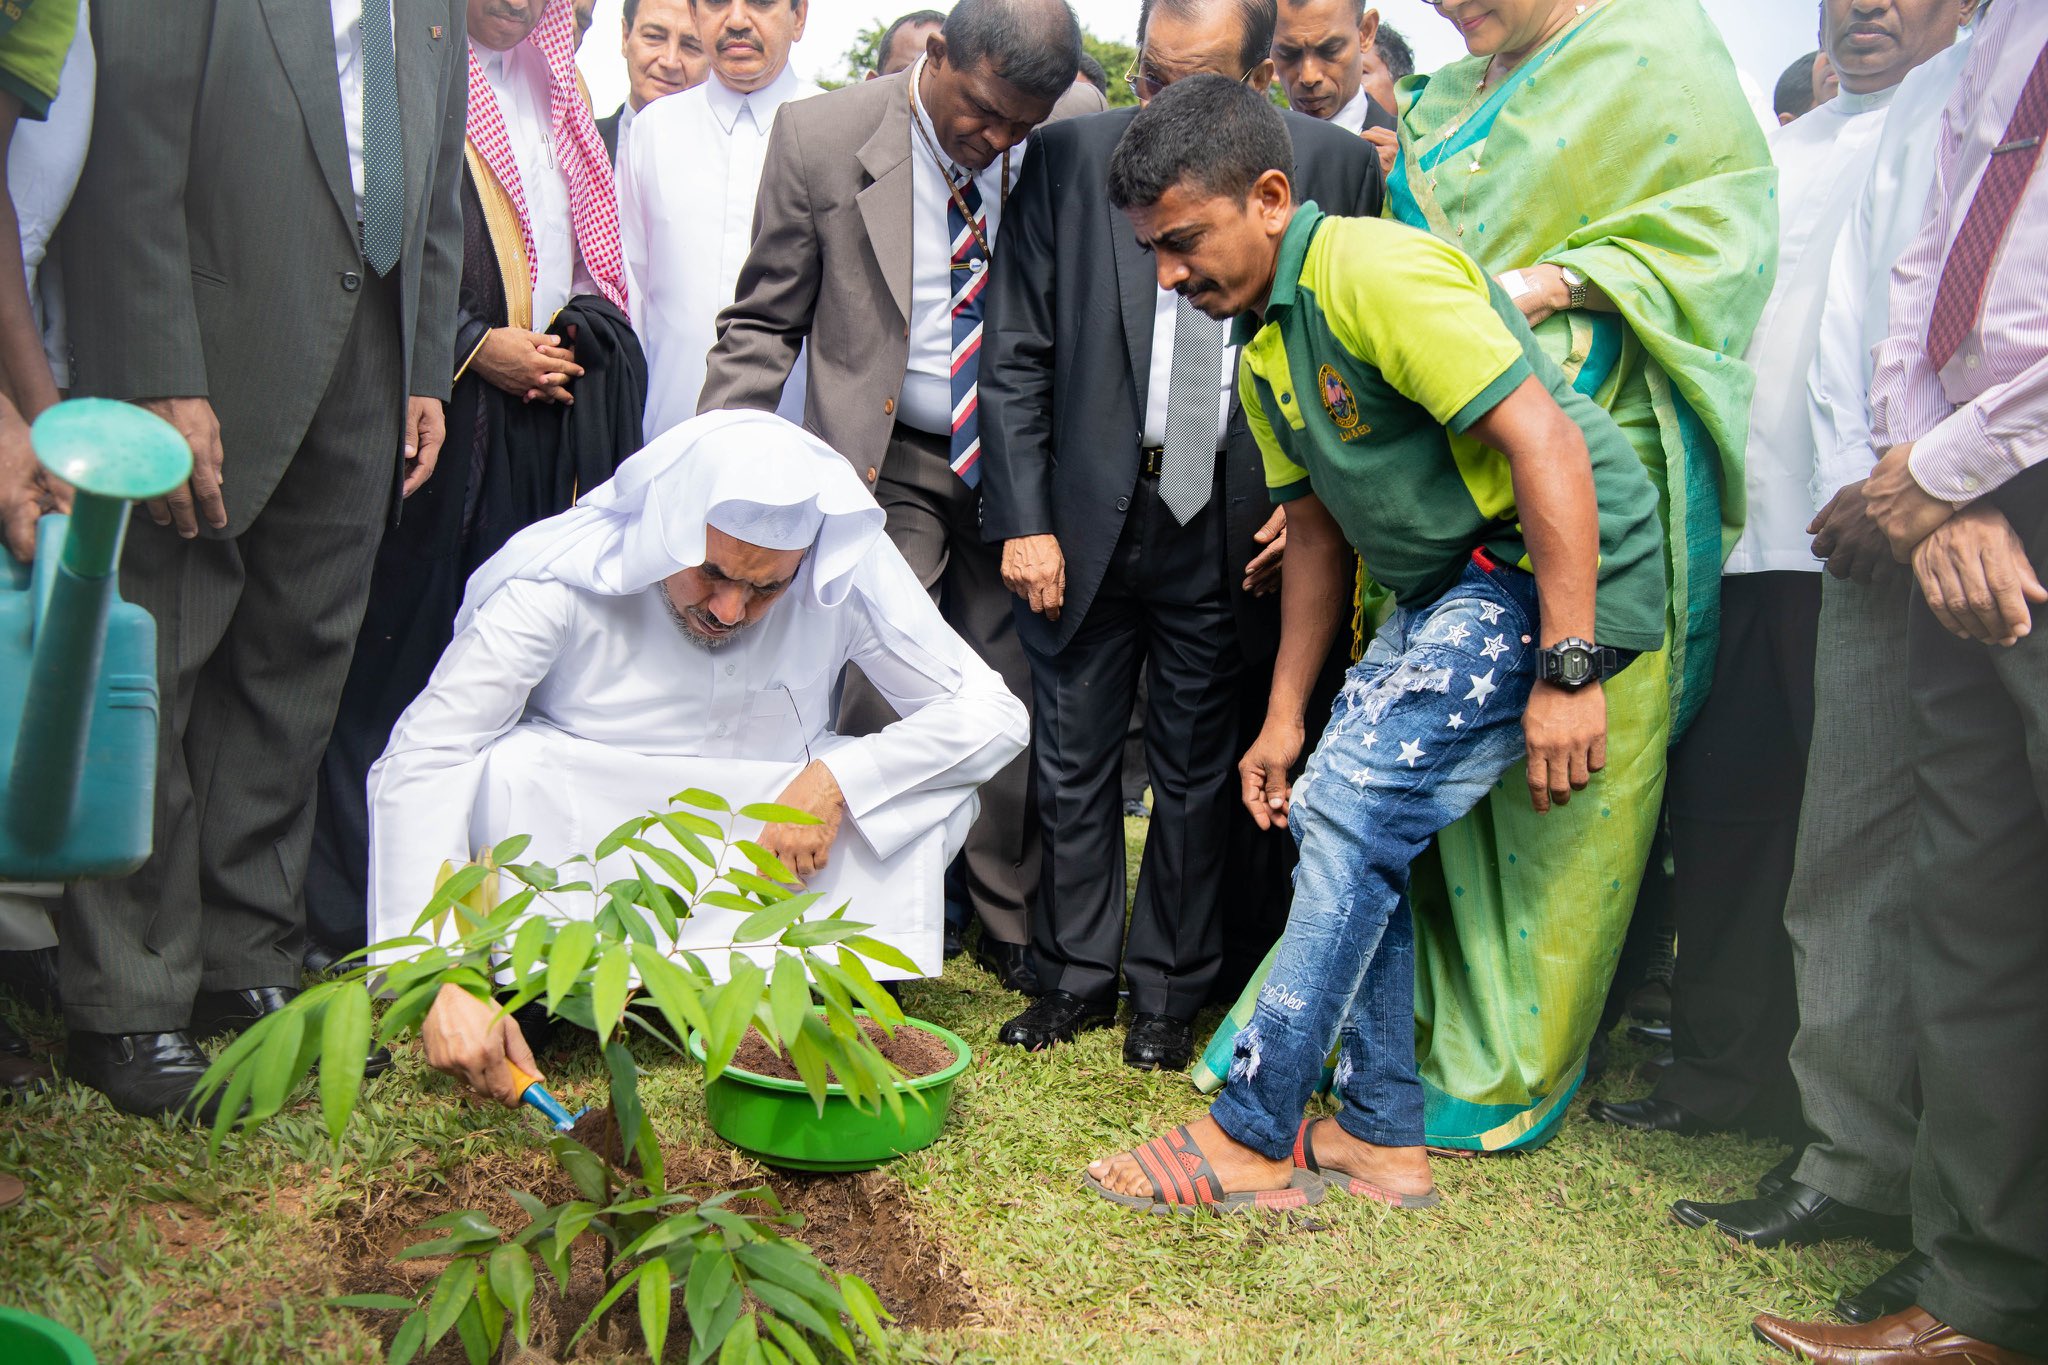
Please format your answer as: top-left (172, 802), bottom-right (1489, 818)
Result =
top-left (883, 396), bottom-right (895, 415)
top-left (342, 270), bottom-right (362, 292)
top-left (865, 466), bottom-right (878, 482)
top-left (1115, 496), bottom-right (1130, 511)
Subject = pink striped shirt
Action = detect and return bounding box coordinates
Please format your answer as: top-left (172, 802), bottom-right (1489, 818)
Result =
top-left (1869, 1), bottom-right (2048, 504)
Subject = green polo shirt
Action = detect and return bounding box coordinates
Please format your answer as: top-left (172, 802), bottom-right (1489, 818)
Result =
top-left (0, 0), bottom-right (77, 121)
top-left (1236, 204), bottom-right (1666, 654)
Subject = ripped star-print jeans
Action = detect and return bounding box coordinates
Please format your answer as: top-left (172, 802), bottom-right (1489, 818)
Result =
top-left (1210, 557), bottom-right (1540, 1157)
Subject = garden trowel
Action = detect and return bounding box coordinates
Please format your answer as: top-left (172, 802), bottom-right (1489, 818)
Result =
top-left (506, 1062), bottom-right (588, 1133)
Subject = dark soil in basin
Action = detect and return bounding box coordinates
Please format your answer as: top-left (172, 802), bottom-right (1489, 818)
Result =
top-left (729, 1015), bottom-right (957, 1083)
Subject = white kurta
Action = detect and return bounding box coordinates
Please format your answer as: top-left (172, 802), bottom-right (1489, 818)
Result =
top-left (1808, 34), bottom-right (1976, 511)
top-left (1723, 86), bottom-right (1898, 575)
top-left (616, 65), bottom-right (817, 437)
top-left (367, 547), bottom-right (1028, 977)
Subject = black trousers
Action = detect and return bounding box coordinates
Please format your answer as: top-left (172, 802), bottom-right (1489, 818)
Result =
top-left (1025, 468), bottom-right (1243, 1018)
top-left (1655, 570), bottom-right (1821, 1136)
top-left (61, 271), bottom-right (402, 1031)
top-left (1905, 470), bottom-right (2048, 1354)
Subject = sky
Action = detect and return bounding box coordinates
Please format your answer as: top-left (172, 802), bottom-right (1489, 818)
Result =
top-left (576, 0), bottom-right (1820, 116)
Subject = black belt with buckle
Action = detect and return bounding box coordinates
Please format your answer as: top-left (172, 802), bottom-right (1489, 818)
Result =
top-left (1139, 445), bottom-right (1166, 477)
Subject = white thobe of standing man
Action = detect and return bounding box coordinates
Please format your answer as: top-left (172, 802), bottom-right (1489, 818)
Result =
top-left (616, 0), bottom-right (817, 436)
top-left (366, 411), bottom-right (1029, 978)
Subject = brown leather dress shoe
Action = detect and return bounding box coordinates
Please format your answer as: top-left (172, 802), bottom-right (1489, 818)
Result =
top-left (1753, 1306), bottom-right (2046, 1363)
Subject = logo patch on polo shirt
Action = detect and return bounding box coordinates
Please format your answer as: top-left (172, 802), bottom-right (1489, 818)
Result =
top-left (1318, 364), bottom-right (1372, 441)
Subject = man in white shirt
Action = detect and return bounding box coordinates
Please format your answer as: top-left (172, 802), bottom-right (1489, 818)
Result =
top-left (699, 0), bottom-right (1097, 992)
top-left (595, 0), bottom-right (708, 162)
top-left (309, 0), bottom-right (638, 967)
top-left (367, 411), bottom-right (1029, 984)
top-left (1269, 0), bottom-right (1396, 170)
top-left (1617, 0), bottom-right (1973, 1262)
top-left (617, 0), bottom-right (816, 437)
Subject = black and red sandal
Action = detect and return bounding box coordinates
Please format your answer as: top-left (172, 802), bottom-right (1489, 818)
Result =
top-left (1084, 1124), bottom-right (1324, 1216)
top-left (1293, 1118), bottom-right (1441, 1210)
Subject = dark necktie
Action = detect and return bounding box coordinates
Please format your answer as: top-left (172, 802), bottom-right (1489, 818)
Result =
top-left (947, 175), bottom-right (986, 487)
top-left (1925, 38), bottom-right (2048, 372)
top-left (359, 0), bottom-right (405, 277)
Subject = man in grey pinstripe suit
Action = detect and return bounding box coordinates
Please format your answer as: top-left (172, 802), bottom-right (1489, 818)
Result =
top-left (53, 0), bottom-right (467, 1120)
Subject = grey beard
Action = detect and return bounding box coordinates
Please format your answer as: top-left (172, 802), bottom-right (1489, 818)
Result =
top-left (658, 586), bottom-right (743, 649)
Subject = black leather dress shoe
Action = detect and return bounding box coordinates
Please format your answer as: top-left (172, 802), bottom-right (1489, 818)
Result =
top-left (971, 938), bottom-right (1044, 997)
top-left (942, 923), bottom-right (965, 960)
top-left (1757, 1148), bottom-right (1803, 1199)
top-left (997, 991), bottom-right (1115, 1050)
top-left (1626, 1022), bottom-right (1673, 1046)
top-left (192, 987), bottom-right (393, 1077)
top-left (1836, 1250), bottom-right (1932, 1325)
top-left (301, 941), bottom-right (352, 976)
top-left (1122, 1014), bottom-right (1194, 1071)
top-left (0, 945), bottom-right (60, 1014)
top-left (1586, 1095), bottom-right (1702, 1133)
top-left (1671, 1178), bottom-right (1911, 1250)
top-left (65, 1030), bottom-right (225, 1122)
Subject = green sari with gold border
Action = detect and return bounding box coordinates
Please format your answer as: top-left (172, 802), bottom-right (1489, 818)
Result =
top-left (1195, 0), bottom-right (1777, 1151)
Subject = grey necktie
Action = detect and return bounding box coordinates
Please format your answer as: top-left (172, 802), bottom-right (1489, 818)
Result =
top-left (1160, 297), bottom-right (1224, 525)
top-left (359, 0), bottom-right (404, 277)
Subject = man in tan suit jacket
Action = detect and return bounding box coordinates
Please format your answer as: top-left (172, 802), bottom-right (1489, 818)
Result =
top-left (700, 0), bottom-right (1100, 988)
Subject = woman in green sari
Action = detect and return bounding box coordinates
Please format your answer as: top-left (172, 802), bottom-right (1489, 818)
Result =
top-left (1197, 0), bottom-right (1776, 1151)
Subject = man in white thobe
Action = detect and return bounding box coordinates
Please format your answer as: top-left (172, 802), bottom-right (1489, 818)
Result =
top-left (366, 411), bottom-right (1029, 981)
top-left (1594, 0), bottom-right (1970, 1147)
top-left (615, 0), bottom-right (816, 437)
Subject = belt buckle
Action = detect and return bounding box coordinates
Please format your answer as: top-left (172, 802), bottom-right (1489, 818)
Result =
top-left (1139, 446), bottom-right (1165, 477)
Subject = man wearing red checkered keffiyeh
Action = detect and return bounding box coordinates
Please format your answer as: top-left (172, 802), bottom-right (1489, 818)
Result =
top-left (464, 0), bottom-right (627, 317)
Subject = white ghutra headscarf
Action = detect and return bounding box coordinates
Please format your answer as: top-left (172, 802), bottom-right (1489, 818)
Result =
top-left (455, 410), bottom-right (888, 632)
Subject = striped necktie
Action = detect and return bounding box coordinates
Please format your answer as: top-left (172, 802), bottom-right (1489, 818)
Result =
top-left (1925, 38), bottom-right (2048, 372)
top-left (947, 175), bottom-right (987, 486)
top-left (359, 0), bottom-right (405, 277)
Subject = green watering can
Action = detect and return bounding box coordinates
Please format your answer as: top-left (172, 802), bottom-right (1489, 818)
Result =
top-left (0, 399), bottom-right (191, 881)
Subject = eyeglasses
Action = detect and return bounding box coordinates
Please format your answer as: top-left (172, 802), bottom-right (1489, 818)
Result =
top-left (1122, 59), bottom-right (1262, 104)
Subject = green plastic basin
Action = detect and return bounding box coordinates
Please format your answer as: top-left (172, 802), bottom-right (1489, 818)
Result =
top-left (0, 1308), bottom-right (96, 1364)
top-left (688, 1013), bottom-right (972, 1172)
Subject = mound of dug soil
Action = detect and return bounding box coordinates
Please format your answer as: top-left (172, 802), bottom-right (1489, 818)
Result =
top-left (326, 1132), bottom-right (981, 1362)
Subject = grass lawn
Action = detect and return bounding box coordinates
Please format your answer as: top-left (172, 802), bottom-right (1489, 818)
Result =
top-left (0, 818), bottom-right (1889, 1363)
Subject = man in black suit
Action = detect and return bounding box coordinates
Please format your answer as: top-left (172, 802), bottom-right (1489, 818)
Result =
top-left (980, 0), bottom-right (1385, 1071)
top-left (595, 0), bottom-right (706, 162)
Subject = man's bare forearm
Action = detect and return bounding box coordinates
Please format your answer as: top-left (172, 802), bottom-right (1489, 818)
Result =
top-left (1476, 380), bottom-right (1599, 645)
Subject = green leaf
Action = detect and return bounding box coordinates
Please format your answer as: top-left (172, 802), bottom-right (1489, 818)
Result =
top-left (620, 1212), bottom-right (708, 1260)
top-left (603, 1039), bottom-right (645, 1160)
top-left (787, 1024), bottom-right (833, 1115)
top-left (735, 1242), bottom-right (846, 1311)
top-left (746, 1279), bottom-right (835, 1341)
top-left (699, 890), bottom-right (768, 916)
top-left (717, 1311), bottom-right (760, 1365)
top-left (318, 981), bottom-right (372, 1146)
top-left (733, 893), bottom-right (822, 946)
top-left (508, 916), bottom-right (550, 985)
top-left (638, 1255), bottom-right (673, 1362)
top-left (594, 813), bottom-right (647, 861)
top-left (625, 837), bottom-right (700, 896)
top-left (761, 1314), bottom-right (825, 1365)
top-left (250, 1008), bottom-right (308, 1121)
top-left (633, 945), bottom-right (713, 1044)
top-left (427, 863), bottom-right (490, 915)
top-left (387, 1311), bottom-right (427, 1365)
top-left (377, 979), bottom-right (445, 1045)
top-left (733, 838), bottom-right (800, 885)
top-left (490, 833), bottom-right (533, 865)
top-left (832, 949), bottom-right (905, 1028)
top-left (841, 1272), bottom-right (892, 1351)
top-left (424, 1258), bottom-right (477, 1347)
top-left (453, 1297), bottom-right (492, 1365)
top-left (657, 811), bottom-right (718, 864)
top-left (325, 1293), bottom-right (417, 1311)
top-left (675, 787), bottom-right (732, 813)
top-left (535, 1231), bottom-right (572, 1295)
top-left (840, 934), bottom-right (920, 976)
top-left (591, 942), bottom-right (632, 1038)
top-left (555, 1198), bottom-right (601, 1248)
top-left (545, 919), bottom-right (598, 1011)
top-left (779, 920), bottom-right (862, 949)
top-left (703, 960), bottom-right (767, 1079)
top-left (554, 1139), bottom-right (610, 1204)
top-left (488, 1244), bottom-right (536, 1347)
top-left (726, 870), bottom-right (796, 903)
top-left (685, 1247), bottom-right (737, 1345)
top-left (738, 802), bottom-right (824, 826)
top-left (569, 1257), bottom-right (647, 1354)
top-left (767, 954), bottom-right (811, 1049)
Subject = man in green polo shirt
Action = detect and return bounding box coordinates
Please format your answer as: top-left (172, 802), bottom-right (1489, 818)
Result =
top-left (1081, 75), bottom-right (1665, 1214)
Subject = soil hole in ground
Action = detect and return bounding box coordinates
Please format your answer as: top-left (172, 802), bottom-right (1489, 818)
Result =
top-left (730, 1016), bottom-right (955, 1083)
top-left (324, 1133), bottom-right (980, 1362)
